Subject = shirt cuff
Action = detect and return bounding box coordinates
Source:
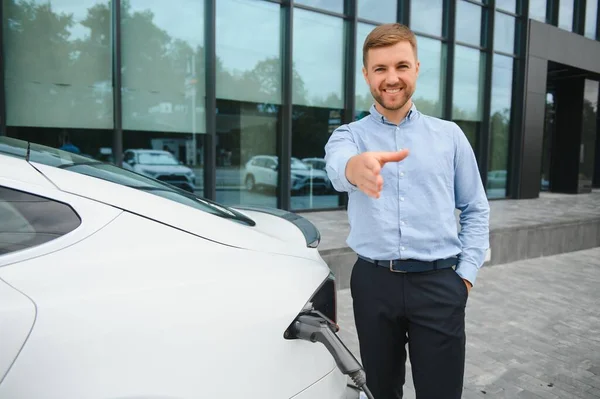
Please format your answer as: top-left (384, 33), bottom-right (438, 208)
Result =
top-left (335, 155), bottom-right (358, 193)
top-left (455, 261), bottom-right (479, 287)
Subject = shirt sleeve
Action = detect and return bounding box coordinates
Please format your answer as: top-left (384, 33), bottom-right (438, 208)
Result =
top-left (324, 124), bottom-right (359, 193)
top-left (452, 123), bottom-right (490, 286)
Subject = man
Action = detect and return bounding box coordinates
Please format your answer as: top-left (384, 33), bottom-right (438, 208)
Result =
top-left (324, 23), bottom-right (489, 399)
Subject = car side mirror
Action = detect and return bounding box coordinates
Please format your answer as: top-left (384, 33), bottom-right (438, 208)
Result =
top-left (126, 159), bottom-right (135, 166)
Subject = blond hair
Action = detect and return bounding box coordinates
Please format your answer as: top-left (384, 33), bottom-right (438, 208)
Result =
top-left (363, 23), bottom-right (418, 67)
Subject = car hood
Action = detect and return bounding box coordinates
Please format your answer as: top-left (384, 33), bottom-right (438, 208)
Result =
top-left (33, 163), bottom-right (321, 261)
top-left (135, 164), bottom-right (192, 174)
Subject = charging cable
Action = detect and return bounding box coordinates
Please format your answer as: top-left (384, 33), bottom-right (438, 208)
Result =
top-left (289, 314), bottom-right (375, 399)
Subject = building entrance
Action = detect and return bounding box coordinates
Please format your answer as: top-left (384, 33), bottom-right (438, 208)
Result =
top-left (540, 62), bottom-right (599, 194)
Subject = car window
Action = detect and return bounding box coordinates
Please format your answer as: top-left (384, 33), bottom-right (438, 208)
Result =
top-left (265, 159), bottom-right (276, 169)
top-left (0, 137), bottom-right (255, 226)
top-left (137, 152), bottom-right (178, 165)
top-left (291, 158), bottom-right (309, 170)
top-left (0, 186), bottom-right (81, 256)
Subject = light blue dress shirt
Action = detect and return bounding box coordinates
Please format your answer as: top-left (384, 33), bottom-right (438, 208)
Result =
top-left (324, 104), bottom-right (490, 285)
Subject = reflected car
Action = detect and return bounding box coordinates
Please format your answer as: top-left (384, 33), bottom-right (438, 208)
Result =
top-left (122, 149), bottom-right (196, 192)
top-left (301, 157), bottom-right (327, 172)
top-left (0, 137), bottom-right (348, 399)
top-left (244, 155), bottom-right (331, 193)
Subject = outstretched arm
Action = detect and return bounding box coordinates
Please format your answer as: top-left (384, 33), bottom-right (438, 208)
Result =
top-left (325, 125), bottom-right (409, 197)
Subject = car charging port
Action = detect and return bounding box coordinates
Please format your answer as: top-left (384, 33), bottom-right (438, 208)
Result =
top-left (286, 312), bottom-right (374, 399)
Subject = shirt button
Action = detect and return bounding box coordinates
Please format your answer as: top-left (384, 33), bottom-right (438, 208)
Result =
top-left (400, 197), bottom-right (405, 201)
top-left (400, 221), bottom-right (406, 226)
top-left (400, 172), bottom-right (405, 177)
top-left (401, 246), bottom-right (406, 251)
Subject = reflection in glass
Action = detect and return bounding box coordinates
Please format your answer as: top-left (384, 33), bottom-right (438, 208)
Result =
top-left (293, 9), bottom-right (344, 108)
top-left (358, 0), bottom-right (396, 23)
top-left (579, 80), bottom-right (598, 191)
top-left (584, 0), bottom-right (598, 39)
top-left (413, 36), bottom-right (445, 118)
top-left (7, 126), bottom-right (114, 163)
top-left (494, 12), bottom-right (515, 54)
top-left (215, 0), bottom-right (281, 208)
top-left (121, 0), bottom-right (206, 195)
top-left (496, 0), bottom-right (516, 14)
top-left (217, 0), bottom-right (281, 104)
top-left (558, 0), bottom-right (574, 31)
top-left (487, 55), bottom-right (513, 199)
top-left (294, 0), bottom-right (343, 14)
top-left (456, 1), bottom-right (483, 47)
top-left (540, 92), bottom-right (555, 192)
top-left (291, 106), bottom-right (343, 211)
top-left (122, 0), bottom-right (205, 134)
top-left (453, 46), bottom-right (485, 122)
top-left (3, 0), bottom-right (113, 129)
top-left (529, 0), bottom-right (547, 23)
top-left (453, 46), bottom-right (485, 150)
top-left (215, 100), bottom-right (280, 208)
top-left (355, 23), bottom-right (376, 114)
top-left (410, 0), bottom-right (443, 37)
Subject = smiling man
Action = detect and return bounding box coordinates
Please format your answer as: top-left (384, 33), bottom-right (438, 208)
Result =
top-left (324, 24), bottom-right (490, 399)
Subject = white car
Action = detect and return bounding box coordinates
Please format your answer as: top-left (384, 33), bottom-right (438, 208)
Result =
top-left (0, 137), bottom-right (359, 399)
top-left (122, 149), bottom-right (196, 192)
top-left (244, 155), bottom-right (332, 194)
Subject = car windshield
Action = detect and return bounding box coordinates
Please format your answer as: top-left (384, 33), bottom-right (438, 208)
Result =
top-left (0, 137), bottom-right (254, 226)
top-left (291, 158), bottom-right (309, 170)
top-left (137, 152), bottom-right (179, 165)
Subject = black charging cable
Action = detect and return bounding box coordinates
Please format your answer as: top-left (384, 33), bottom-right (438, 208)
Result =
top-left (289, 314), bottom-right (375, 399)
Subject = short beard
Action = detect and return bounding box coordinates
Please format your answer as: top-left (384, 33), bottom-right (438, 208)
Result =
top-left (371, 87), bottom-right (414, 112)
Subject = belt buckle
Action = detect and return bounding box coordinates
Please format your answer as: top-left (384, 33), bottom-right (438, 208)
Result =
top-left (389, 260), bottom-right (407, 273)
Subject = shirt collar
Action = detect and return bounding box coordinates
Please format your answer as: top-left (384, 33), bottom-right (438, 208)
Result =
top-left (369, 102), bottom-right (418, 125)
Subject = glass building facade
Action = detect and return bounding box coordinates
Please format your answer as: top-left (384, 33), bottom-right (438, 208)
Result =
top-left (1, 0), bottom-right (599, 210)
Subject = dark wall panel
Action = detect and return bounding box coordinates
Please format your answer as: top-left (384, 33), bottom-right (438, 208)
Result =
top-left (529, 21), bottom-right (600, 75)
top-left (526, 56), bottom-right (548, 95)
top-left (520, 91), bottom-right (546, 198)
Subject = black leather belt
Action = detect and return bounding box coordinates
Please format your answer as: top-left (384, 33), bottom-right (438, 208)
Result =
top-left (358, 255), bottom-right (458, 273)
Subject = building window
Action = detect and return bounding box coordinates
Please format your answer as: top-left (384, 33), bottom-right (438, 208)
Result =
top-left (410, 0), bottom-right (444, 37)
top-left (3, 0), bottom-right (113, 159)
top-left (456, 0), bottom-right (484, 47)
top-left (496, 0), bottom-right (516, 14)
top-left (357, 0), bottom-right (396, 23)
top-left (292, 9), bottom-right (344, 211)
top-left (215, 0), bottom-right (281, 208)
top-left (558, 0), bottom-right (574, 31)
top-left (452, 45), bottom-right (486, 150)
top-left (121, 0), bottom-right (206, 196)
top-left (585, 0), bottom-right (598, 39)
top-left (355, 22), bottom-right (377, 117)
top-left (529, 0), bottom-right (547, 23)
top-left (487, 55), bottom-right (514, 199)
top-left (494, 12), bottom-right (515, 54)
top-left (294, 0), bottom-right (343, 14)
top-left (413, 36), bottom-right (446, 118)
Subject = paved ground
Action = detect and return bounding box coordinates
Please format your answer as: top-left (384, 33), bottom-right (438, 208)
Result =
top-left (338, 248), bottom-right (600, 398)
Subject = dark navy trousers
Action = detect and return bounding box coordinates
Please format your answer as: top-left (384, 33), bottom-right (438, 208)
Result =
top-left (350, 257), bottom-right (469, 399)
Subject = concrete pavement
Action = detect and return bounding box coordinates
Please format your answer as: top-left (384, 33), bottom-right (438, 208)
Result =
top-left (337, 248), bottom-right (600, 398)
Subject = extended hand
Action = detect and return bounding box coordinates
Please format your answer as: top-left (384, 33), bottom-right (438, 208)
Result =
top-left (345, 150), bottom-right (410, 198)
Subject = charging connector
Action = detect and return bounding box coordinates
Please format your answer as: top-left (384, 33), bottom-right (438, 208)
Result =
top-left (289, 314), bottom-right (374, 399)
